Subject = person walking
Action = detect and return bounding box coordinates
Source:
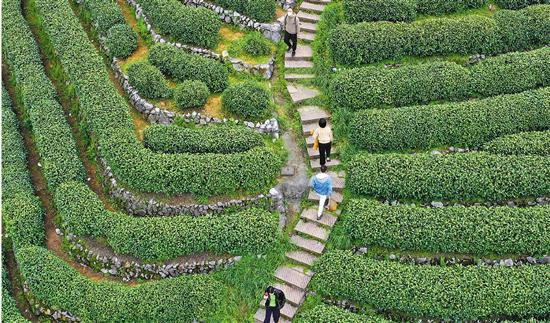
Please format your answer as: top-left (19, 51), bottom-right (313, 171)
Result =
top-left (263, 286), bottom-right (286, 323)
top-left (313, 118), bottom-right (333, 166)
top-left (310, 165), bottom-right (333, 220)
top-left (283, 8), bottom-right (300, 57)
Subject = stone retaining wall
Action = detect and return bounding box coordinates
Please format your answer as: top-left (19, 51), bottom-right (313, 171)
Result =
top-left (128, 0), bottom-right (276, 79)
top-left (382, 196), bottom-right (550, 208)
top-left (111, 58), bottom-right (280, 138)
top-left (57, 228), bottom-right (241, 281)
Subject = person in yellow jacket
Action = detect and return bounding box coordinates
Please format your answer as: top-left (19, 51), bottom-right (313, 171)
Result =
top-left (313, 118), bottom-right (333, 166)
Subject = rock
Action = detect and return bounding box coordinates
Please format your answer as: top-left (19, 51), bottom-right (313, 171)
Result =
top-left (431, 201), bottom-right (444, 207)
top-left (503, 259), bottom-right (514, 267)
top-left (526, 256), bottom-right (537, 264)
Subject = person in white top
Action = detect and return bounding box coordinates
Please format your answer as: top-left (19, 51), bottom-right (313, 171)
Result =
top-left (313, 118), bottom-right (333, 166)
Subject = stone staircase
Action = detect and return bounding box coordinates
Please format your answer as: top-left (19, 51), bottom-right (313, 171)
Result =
top-left (254, 1), bottom-right (343, 322)
top-left (282, 0), bottom-right (329, 104)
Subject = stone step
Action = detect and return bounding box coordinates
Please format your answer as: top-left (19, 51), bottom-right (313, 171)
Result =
top-left (259, 299), bottom-right (298, 320)
top-left (295, 219), bottom-right (329, 241)
top-left (311, 158), bottom-right (341, 170)
top-left (302, 121), bottom-right (331, 136)
top-left (301, 22), bottom-right (317, 33)
top-left (308, 190), bottom-right (343, 204)
top-left (255, 309), bottom-right (291, 323)
top-left (285, 73), bottom-right (315, 81)
top-left (290, 234), bottom-right (325, 255)
top-left (307, 146), bottom-right (339, 160)
top-left (287, 84), bottom-right (319, 104)
top-left (298, 31), bottom-right (316, 42)
top-left (300, 208), bottom-right (337, 228)
top-left (306, 135), bottom-right (315, 147)
top-left (285, 44), bottom-right (313, 61)
top-left (286, 250), bottom-right (318, 267)
top-left (297, 11), bottom-right (320, 23)
top-left (298, 106), bottom-right (330, 124)
top-left (274, 266), bottom-right (312, 289)
top-left (300, 2), bottom-right (326, 13)
top-left (273, 283), bottom-right (306, 307)
top-left (285, 60), bottom-right (314, 69)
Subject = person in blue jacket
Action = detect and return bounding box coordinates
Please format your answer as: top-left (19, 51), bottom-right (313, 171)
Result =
top-left (310, 165), bottom-right (333, 220)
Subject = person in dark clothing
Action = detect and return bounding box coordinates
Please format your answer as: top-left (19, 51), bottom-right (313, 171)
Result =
top-left (263, 286), bottom-right (286, 323)
top-left (283, 8), bottom-right (300, 56)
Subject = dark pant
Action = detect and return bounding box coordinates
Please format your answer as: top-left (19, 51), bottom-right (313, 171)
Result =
top-left (264, 307), bottom-right (280, 323)
top-left (319, 142), bottom-right (331, 166)
top-left (284, 31), bottom-right (297, 53)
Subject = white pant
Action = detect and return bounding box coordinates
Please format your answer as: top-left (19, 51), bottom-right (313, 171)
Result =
top-left (318, 195), bottom-right (329, 217)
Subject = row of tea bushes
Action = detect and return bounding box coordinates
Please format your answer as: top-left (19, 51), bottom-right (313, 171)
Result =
top-left (213, 0), bottom-right (275, 22)
top-left (495, 0), bottom-right (550, 9)
top-left (1, 85), bottom-right (45, 250)
top-left (347, 152), bottom-right (550, 201)
top-left (484, 130), bottom-right (550, 155)
top-left (330, 47), bottom-right (550, 110)
top-left (330, 5), bottom-right (550, 65)
top-left (343, 199), bottom-right (550, 255)
top-left (137, 0), bottom-right (221, 49)
top-left (348, 88), bottom-right (550, 151)
top-left (55, 181), bottom-right (279, 261)
top-left (344, 0), bottom-right (486, 23)
top-left (148, 43), bottom-right (228, 93)
top-left (34, 0), bottom-right (281, 195)
top-left (2, 259), bottom-right (28, 323)
top-left (2, 0), bottom-right (85, 191)
top-left (143, 124), bottom-right (263, 154)
top-left (15, 246), bottom-right (223, 322)
top-left (312, 250), bottom-right (550, 320)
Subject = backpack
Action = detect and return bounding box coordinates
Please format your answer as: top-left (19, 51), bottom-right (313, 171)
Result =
top-left (273, 288), bottom-right (286, 309)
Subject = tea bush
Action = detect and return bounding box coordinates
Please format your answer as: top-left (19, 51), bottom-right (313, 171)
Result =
top-left (149, 43), bottom-right (228, 92)
top-left (330, 47), bottom-right (550, 110)
top-left (105, 24), bottom-right (138, 58)
top-left (16, 246), bottom-right (223, 322)
top-left (222, 82), bottom-right (271, 119)
top-left (127, 61), bottom-right (172, 99)
top-left (495, 0), bottom-right (549, 9)
top-left (296, 303), bottom-right (388, 322)
top-left (174, 80), bottom-right (209, 109)
top-left (138, 0), bottom-right (221, 48)
top-left (312, 250), bottom-right (550, 320)
top-left (2, 259), bottom-right (28, 323)
top-left (348, 88), bottom-right (550, 151)
top-left (484, 130), bottom-right (550, 155)
top-left (347, 152), bottom-right (550, 201)
top-left (242, 32), bottom-right (272, 56)
top-left (143, 124), bottom-right (263, 154)
top-left (343, 199), bottom-right (550, 255)
top-left (81, 0), bottom-right (124, 35)
top-left (55, 181), bottom-right (279, 261)
top-left (329, 5), bottom-right (550, 65)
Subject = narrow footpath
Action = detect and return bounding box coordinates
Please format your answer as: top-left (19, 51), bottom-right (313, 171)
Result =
top-left (254, 0), bottom-right (345, 321)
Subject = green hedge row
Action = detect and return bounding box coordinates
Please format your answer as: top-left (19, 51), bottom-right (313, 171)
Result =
top-left (81, 0), bottom-right (124, 35)
top-left (138, 0), bottom-right (221, 48)
top-left (143, 124), bottom-right (263, 154)
top-left (214, 0), bottom-right (275, 22)
top-left (2, 0), bottom-right (86, 191)
top-left (347, 152), bottom-right (550, 201)
top-left (222, 81), bottom-right (272, 119)
top-left (105, 24), bottom-right (138, 58)
top-left (2, 258), bottom-right (29, 323)
top-left (148, 43), bottom-right (228, 92)
top-left (55, 181), bottom-right (279, 260)
top-left (16, 246), bottom-right (223, 322)
top-left (312, 250), bottom-right (550, 320)
top-left (348, 88), bottom-right (550, 151)
top-left (495, 0), bottom-right (550, 9)
top-left (330, 5), bottom-right (550, 65)
top-left (34, 0), bottom-right (281, 196)
top-left (344, 199), bottom-right (550, 256)
top-left (127, 61), bottom-right (172, 99)
top-left (1, 85), bottom-right (45, 251)
top-left (344, 0), bottom-right (485, 23)
top-left (484, 130), bottom-right (550, 155)
top-left (296, 304), bottom-right (389, 322)
top-left (330, 47), bottom-right (550, 110)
